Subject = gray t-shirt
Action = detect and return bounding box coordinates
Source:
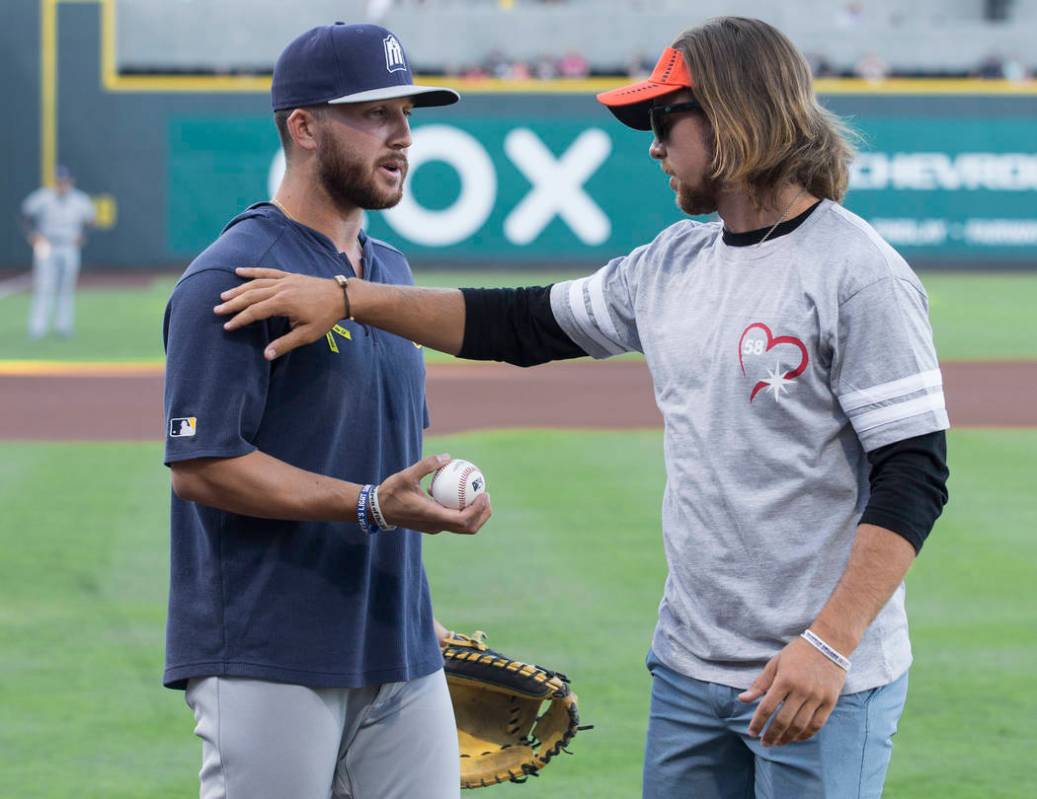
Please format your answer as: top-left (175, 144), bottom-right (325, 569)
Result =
top-left (22, 187), bottom-right (96, 246)
top-left (550, 200), bottom-right (948, 694)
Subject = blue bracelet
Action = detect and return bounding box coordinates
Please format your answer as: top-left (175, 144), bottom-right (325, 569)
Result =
top-left (357, 484), bottom-right (379, 534)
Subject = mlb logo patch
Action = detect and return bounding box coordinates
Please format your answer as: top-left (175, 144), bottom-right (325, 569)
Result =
top-left (169, 417), bottom-right (197, 438)
top-left (383, 34), bottom-right (406, 73)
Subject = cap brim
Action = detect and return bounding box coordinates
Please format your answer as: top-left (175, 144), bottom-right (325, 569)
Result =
top-left (328, 84), bottom-right (459, 107)
top-left (597, 80), bottom-right (684, 131)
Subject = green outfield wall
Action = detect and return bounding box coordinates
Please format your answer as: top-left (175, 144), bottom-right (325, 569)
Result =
top-left (4, 0), bottom-right (1037, 271)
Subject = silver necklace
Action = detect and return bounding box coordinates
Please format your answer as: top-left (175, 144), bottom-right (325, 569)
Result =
top-left (271, 198), bottom-right (296, 222)
top-left (756, 188), bottom-right (805, 247)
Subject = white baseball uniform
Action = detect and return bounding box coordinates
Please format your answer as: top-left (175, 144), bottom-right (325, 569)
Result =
top-left (22, 186), bottom-right (95, 338)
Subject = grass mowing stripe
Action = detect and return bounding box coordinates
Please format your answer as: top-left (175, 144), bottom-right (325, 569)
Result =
top-left (0, 429), bottom-right (1033, 797)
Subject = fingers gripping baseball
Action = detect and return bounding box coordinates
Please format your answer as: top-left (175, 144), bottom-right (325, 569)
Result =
top-left (378, 455), bottom-right (492, 535)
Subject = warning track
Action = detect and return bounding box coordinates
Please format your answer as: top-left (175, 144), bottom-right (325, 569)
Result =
top-left (0, 360), bottom-right (1034, 441)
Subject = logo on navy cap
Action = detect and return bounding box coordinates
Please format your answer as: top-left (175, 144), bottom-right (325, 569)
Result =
top-left (384, 35), bottom-right (406, 73)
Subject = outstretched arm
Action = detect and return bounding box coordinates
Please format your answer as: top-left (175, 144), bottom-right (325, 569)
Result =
top-left (217, 269), bottom-right (466, 359)
top-left (215, 268), bottom-right (587, 366)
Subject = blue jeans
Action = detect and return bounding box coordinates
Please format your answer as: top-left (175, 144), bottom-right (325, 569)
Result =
top-left (643, 650), bottom-right (908, 798)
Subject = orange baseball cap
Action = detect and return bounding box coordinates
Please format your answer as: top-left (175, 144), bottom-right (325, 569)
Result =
top-left (597, 47), bottom-right (694, 130)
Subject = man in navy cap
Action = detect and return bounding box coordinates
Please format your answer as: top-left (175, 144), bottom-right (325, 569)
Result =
top-left (162, 23), bottom-right (486, 798)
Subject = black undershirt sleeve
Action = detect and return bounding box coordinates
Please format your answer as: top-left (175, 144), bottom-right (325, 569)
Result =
top-left (457, 286), bottom-right (588, 367)
top-left (860, 430), bottom-right (949, 554)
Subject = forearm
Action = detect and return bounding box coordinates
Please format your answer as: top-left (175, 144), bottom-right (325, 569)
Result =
top-left (20, 216), bottom-right (39, 241)
top-left (170, 450), bottom-right (359, 521)
top-left (216, 268), bottom-right (583, 364)
top-left (349, 280), bottom-right (466, 355)
top-left (809, 523), bottom-right (916, 657)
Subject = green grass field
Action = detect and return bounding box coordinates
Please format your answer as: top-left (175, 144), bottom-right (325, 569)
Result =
top-left (1, 271), bottom-right (1037, 363)
top-left (0, 430), bottom-right (1034, 798)
top-left (1, 270), bottom-right (1035, 797)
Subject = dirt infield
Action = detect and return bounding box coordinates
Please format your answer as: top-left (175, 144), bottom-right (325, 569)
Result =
top-left (0, 360), bottom-right (1034, 441)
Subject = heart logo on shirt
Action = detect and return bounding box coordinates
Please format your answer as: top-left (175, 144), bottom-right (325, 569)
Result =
top-left (738, 322), bottom-right (809, 403)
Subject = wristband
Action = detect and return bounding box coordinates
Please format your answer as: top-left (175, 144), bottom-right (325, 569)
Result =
top-left (370, 485), bottom-right (397, 531)
top-left (333, 274), bottom-right (353, 320)
top-left (357, 483), bottom-right (379, 534)
top-left (800, 629), bottom-right (851, 671)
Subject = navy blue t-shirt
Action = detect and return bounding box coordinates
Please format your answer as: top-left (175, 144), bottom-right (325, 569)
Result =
top-left (161, 203), bottom-right (440, 690)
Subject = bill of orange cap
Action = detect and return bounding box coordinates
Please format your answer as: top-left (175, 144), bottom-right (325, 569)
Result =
top-left (596, 47), bottom-right (694, 130)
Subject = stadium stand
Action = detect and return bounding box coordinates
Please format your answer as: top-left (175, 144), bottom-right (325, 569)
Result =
top-left (118, 0), bottom-right (1035, 78)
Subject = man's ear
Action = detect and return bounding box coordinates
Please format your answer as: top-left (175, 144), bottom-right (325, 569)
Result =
top-left (287, 108), bottom-right (322, 154)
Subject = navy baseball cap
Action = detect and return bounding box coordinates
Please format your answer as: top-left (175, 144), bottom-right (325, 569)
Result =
top-left (272, 23), bottom-right (459, 112)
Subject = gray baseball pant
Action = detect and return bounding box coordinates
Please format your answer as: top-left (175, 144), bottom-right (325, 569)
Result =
top-left (29, 243), bottom-right (80, 338)
top-left (185, 669), bottom-right (459, 799)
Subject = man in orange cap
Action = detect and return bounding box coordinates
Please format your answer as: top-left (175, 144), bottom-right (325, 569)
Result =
top-left (214, 17), bottom-right (948, 797)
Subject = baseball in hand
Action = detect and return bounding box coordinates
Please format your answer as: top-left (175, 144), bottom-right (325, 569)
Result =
top-left (428, 459), bottom-right (486, 510)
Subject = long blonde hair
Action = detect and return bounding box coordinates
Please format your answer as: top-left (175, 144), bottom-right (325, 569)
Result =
top-left (672, 17), bottom-right (856, 206)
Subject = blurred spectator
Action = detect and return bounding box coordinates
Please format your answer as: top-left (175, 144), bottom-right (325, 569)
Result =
top-left (461, 64), bottom-right (489, 80)
top-left (854, 51), bottom-right (889, 81)
top-left (556, 50), bottom-right (589, 78)
top-left (484, 49), bottom-right (512, 79)
top-left (1001, 57), bottom-right (1029, 82)
top-left (975, 54), bottom-right (1006, 78)
top-left (509, 61), bottom-right (532, 80)
top-left (626, 53), bottom-right (654, 78)
top-left (533, 54), bottom-right (559, 80)
top-left (805, 52), bottom-right (838, 78)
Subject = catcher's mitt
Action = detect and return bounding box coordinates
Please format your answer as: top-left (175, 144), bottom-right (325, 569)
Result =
top-left (441, 631), bottom-right (589, 789)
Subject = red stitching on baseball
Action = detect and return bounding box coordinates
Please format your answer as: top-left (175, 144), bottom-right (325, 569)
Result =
top-left (457, 465), bottom-right (475, 509)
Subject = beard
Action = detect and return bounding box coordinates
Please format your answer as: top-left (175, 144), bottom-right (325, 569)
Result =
top-left (317, 139), bottom-right (408, 213)
top-left (674, 174), bottom-right (721, 217)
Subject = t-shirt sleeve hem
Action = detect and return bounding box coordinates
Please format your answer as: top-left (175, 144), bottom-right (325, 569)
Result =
top-left (856, 411), bottom-right (950, 453)
top-left (163, 443), bottom-right (257, 467)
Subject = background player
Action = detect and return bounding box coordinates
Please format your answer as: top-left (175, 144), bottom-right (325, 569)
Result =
top-left (163, 23), bottom-right (489, 798)
top-left (19, 165), bottom-right (96, 339)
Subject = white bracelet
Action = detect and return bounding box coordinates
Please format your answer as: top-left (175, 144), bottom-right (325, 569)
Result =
top-left (370, 485), bottom-right (397, 531)
top-left (800, 629), bottom-right (851, 671)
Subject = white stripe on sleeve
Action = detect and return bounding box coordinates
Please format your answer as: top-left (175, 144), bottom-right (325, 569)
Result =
top-left (839, 368), bottom-right (943, 412)
top-left (566, 278), bottom-right (625, 356)
top-left (851, 392), bottom-right (947, 433)
top-left (586, 270), bottom-right (624, 348)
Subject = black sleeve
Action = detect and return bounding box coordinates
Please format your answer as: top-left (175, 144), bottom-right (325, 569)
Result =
top-left (860, 430), bottom-right (949, 554)
top-left (457, 286), bottom-right (588, 367)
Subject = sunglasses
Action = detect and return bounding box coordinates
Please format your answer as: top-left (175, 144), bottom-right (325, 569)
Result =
top-left (649, 100), bottom-right (702, 142)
